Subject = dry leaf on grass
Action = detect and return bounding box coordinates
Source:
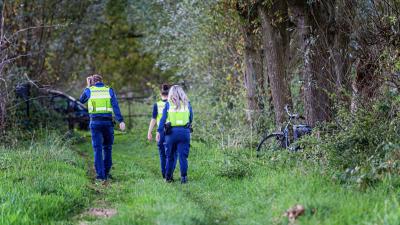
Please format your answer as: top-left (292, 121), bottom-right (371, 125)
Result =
top-left (284, 204), bottom-right (305, 222)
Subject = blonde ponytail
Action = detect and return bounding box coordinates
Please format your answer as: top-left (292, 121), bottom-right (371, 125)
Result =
top-left (168, 85), bottom-right (189, 110)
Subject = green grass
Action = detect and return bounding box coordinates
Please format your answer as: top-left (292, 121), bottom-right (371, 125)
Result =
top-left (0, 132), bottom-right (90, 225)
top-left (76, 125), bottom-right (400, 225)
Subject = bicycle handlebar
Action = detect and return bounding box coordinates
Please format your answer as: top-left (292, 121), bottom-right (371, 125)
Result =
top-left (284, 105), bottom-right (301, 120)
top-left (284, 105), bottom-right (294, 117)
top-left (284, 105), bottom-right (290, 115)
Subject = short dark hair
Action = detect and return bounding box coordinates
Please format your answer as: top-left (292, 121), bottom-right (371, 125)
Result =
top-left (92, 74), bottom-right (103, 83)
top-left (161, 83), bottom-right (170, 96)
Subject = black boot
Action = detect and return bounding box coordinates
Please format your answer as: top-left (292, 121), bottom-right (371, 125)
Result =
top-left (181, 176), bottom-right (188, 184)
top-left (165, 175), bottom-right (174, 183)
top-left (165, 178), bottom-right (175, 183)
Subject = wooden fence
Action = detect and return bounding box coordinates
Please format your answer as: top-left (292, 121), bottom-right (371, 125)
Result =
top-left (118, 96), bottom-right (151, 129)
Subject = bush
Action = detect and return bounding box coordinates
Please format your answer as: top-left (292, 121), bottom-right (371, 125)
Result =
top-left (0, 131), bottom-right (90, 224)
top-left (299, 95), bottom-right (400, 187)
top-left (331, 142), bottom-right (400, 189)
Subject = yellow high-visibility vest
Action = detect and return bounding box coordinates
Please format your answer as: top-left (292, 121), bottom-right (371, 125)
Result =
top-left (88, 86), bottom-right (113, 114)
top-left (167, 102), bottom-right (189, 126)
top-left (156, 100), bottom-right (166, 126)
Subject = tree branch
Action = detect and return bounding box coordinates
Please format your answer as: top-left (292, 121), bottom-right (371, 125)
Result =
top-left (0, 54), bottom-right (32, 67)
top-left (10, 24), bottom-right (66, 39)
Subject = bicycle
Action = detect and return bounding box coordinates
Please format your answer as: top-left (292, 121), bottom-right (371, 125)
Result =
top-left (256, 106), bottom-right (312, 156)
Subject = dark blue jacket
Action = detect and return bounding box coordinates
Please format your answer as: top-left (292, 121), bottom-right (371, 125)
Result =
top-left (79, 82), bottom-right (124, 123)
top-left (157, 102), bottom-right (193, 133)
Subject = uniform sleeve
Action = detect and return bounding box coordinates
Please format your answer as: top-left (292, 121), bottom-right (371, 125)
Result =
top-left (189, 102), bottom-right (193, 124)
top-left (109, 88), bottom-right (124, 123)
top-left (79, 88), bottom-right (90, 104)
top-left (152, 103), bottom-right (158, 119)
top-left (157, 102), bottom-right (169, 133)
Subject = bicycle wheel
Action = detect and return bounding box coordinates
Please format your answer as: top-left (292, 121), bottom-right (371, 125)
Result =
top-left (256, 133), bottom-right (285, 156)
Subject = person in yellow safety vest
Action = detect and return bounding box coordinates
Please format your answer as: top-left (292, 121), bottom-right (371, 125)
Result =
top-left (79, 74), bottom-right (125, 182)
top-left (157, 85), bottom-right (193, 184)
top-left (147, 84), bottom-right (177, 179)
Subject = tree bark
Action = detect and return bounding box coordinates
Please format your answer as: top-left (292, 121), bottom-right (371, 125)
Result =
top-left (350, 57), bottom-right (379, 112)
top-left (0, 2), bottom-right (7, 135)
top-left (258, 2), bottom-right (292, 127)
top-left (349, 0), bottom-right (384, 112)
top-left (288, 0), bottom-right (336, 126)
top-left (332, 0), bottom-right (354, 106)
top-left (241, 24), bottom-right (263, 124)
top-left (0, 72), bottom-right (5, 134)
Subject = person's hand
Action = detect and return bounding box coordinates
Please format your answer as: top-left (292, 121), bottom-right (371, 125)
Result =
top-left (119, 122), bottom-right (126, 131)
top-left (86, 77), bottom-right (93, 87)
top-left (156, 132), bottom-right (160, 142)
top-left (147, 132), bottom-right (153, 141)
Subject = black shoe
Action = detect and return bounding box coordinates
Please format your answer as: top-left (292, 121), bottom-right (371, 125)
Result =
top-left (181, 176), bottom-right (188, 184)
top-left (165, 177), bottom-right (175, 183)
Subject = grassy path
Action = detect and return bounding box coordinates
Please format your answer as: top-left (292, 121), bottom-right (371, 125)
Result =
top-left (76, 128), bottom-right (400, 225)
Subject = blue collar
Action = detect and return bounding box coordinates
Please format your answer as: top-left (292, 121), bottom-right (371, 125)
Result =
top-left (95, 82), bottom-right (105, 87)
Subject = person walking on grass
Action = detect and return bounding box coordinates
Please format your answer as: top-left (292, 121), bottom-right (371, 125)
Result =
top-left (147, 84), bottom-right (178, 179)
top-left (157, 85), bottom-right (193, 184)
top-left (79, 74), bottom-right (125, 182)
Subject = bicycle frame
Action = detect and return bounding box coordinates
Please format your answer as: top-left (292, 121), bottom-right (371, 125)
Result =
top-left (257, 106), bottom-right (311, 157)
top-left (280, 106), bottom-right (299, 148)
top-left (258, 106), bottom-right (310, 151)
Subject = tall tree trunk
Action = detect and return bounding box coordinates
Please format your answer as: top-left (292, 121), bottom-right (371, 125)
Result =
top-left (332, 0), bottom-right (354, 106)
top-left (241, 24), bottom-right (263, 124)
top-left (258, 2), bottom-right (292, 127)
top-left (288, 0), bottom-right (336, 126)
top-left (349, 1), bottom-right (384, 112)
top-left (0, 69), bottom-right (5, 134)
top-left (0, 2), bottom-right (7, 135)
top-left (262, 49), bottom-right (274, 116)
top-left (332, 30), bottom-right (352, 104)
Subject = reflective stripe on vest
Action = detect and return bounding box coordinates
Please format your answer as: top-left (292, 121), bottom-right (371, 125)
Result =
top-left (88, 86), bottom-right (113, 114)
top-left (167, 102), bottom-right (189, 126)
top-left (156, 101), bottom-right (166, 126)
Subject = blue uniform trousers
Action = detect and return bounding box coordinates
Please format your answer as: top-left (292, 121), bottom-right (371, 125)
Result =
top-left (90, 121), bottom-right (114, 180)
top-left (158, 132), bottom-right (178, 178)
top-left (165, 127), bottom-right (191, 180)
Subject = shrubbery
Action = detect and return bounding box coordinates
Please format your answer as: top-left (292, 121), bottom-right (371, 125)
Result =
top-left (224, 93), bottom-right (400, 188)
top-left (298, 95), bottom-right (400, 188)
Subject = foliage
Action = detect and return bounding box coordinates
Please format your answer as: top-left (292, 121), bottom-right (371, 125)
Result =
top-left (0, 0), bottom-right (176, 134)
top-left (85, 0), bottom-right (175, 92)
top-left (297, 93), bottom-right (400, 187)
top-left (0, 131), bottom-right (90, 224)
top-left (128, 0), bottom-right (275, 147)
